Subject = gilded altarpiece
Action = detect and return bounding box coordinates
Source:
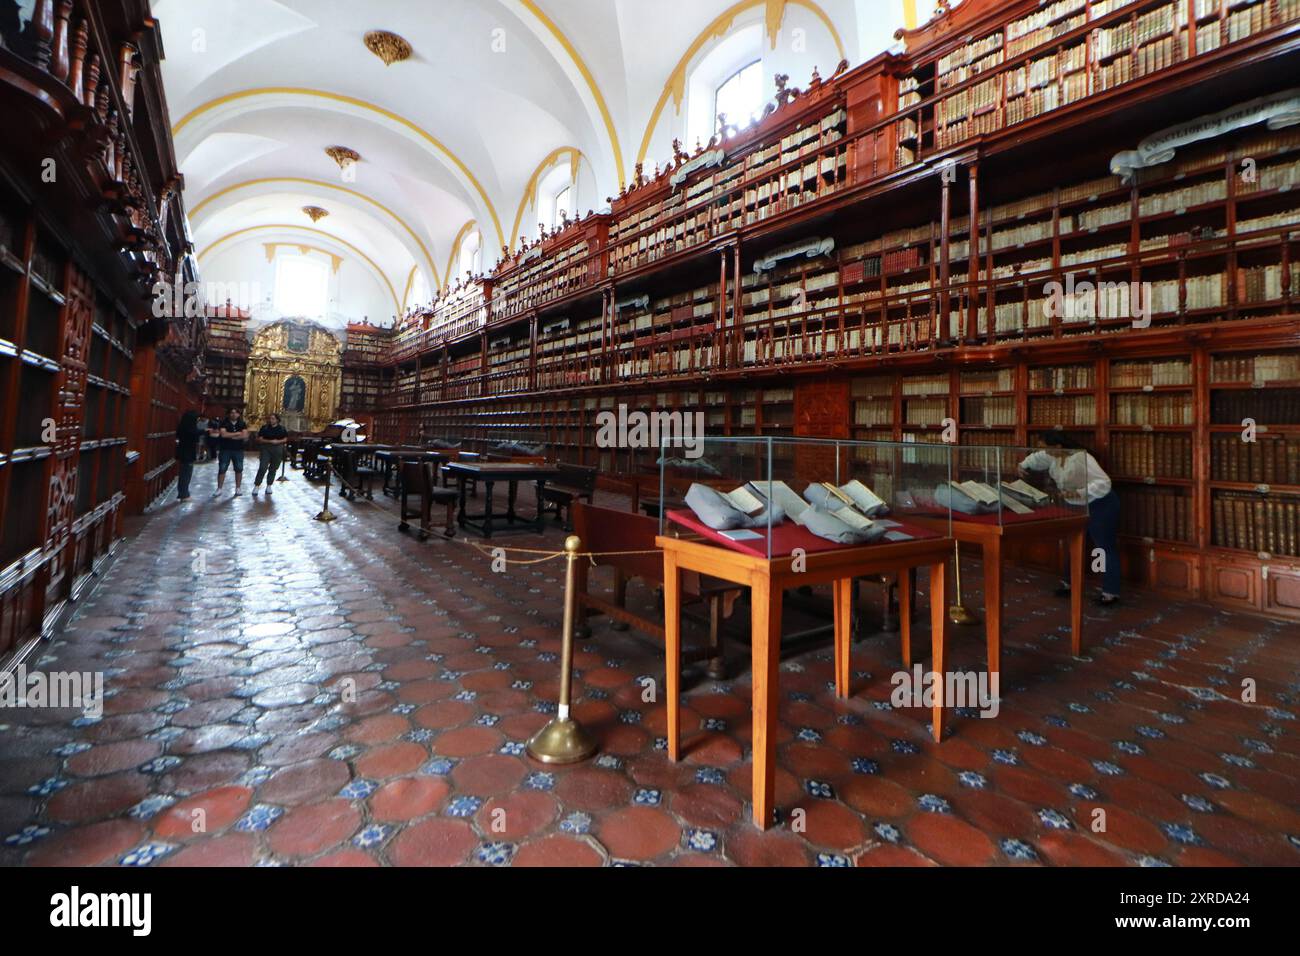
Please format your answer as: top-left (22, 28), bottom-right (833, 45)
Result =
top-left (243, 320), bottom-right (342, 432)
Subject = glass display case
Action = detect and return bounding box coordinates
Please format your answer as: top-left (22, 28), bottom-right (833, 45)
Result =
top-left (656, 436), bottom-right (954, 559)
top-left (951, 442), bottom-right (1094, 526)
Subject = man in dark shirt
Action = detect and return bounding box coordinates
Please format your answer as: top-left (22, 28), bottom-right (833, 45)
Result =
top-left (175, 410), bottom-right (203, 501)
top-left (253, 413), bottom-right (289, 496)
top-left (215, 406), bottom-right (249, 497)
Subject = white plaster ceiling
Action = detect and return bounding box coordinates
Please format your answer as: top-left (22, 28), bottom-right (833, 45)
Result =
top-left (157, 0), bottom-right (910, 308)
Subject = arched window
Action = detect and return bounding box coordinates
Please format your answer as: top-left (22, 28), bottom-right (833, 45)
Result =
top-left (273, 254), bottom-right (328, 318)
top-left (553, 185), bottom-right (572, 228)
top-left (714, 60), bottom-right (763, 137)
top-left (457, 230), bottom-right (482, 278)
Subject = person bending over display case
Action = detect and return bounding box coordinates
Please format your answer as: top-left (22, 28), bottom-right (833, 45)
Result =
top-left (1018, 432), bottom-right (1121, 606)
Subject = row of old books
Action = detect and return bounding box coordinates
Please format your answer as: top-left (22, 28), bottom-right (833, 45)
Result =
top-left (1212, 493), bottom-right (1300, 556)
top-left (1118, 487), bottom-right (1192, 542)
top-left (1211, 434), bottom-right (1300, 485)
top-left (1211, 353), bottom-right (1300, 384)
top-left (854, 398), bottom-right (893, 426)
top-left (1110, 432), bottom-right (1195, 478)
top-left (961, 368), bottom-right (1016, 393)
top-left (962, 396), bottom-right (1017, 426)
top-left (1138, 178), bottom-right (1228, 216)
top-left (1030, 365), bottom-right (1095, 391)
top-left (1031, 395), bottom-right (1097, 425)
top-left (1211, 389), bottom-right (1300, 425)
top-left (1113, 393), bottom-right (1195, 426)
top-left (1111, 360), bottom-right (1193, 387)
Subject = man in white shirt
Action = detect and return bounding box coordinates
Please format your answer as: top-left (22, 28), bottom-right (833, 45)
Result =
top-left (1019, 433), bottom-right (1121, 605)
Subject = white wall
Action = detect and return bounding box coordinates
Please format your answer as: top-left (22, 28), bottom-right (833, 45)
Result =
top-left (641, 4), bottom-right (850, 174)
top-left (200, 241), bottom-right (396, 334)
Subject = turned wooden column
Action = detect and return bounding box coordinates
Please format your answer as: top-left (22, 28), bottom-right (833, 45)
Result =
top-left (68, 17), bottom-right (89, 102)
top-left (50, 0), bottom-right (72, 81)
top-left (26, 0), bottom-right (55, 70)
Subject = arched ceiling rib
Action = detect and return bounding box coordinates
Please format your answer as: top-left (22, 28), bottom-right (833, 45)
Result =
top-left (157, 1), bottom-right (908, 313)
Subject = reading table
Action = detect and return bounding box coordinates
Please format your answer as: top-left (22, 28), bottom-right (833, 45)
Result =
top-left (657, 518), bottom-right (955, 829)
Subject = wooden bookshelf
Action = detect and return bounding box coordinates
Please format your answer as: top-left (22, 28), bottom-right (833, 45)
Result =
top-left (347, 0), bottom-right (1300, 617)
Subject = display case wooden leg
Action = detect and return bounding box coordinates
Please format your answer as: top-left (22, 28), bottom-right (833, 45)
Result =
top-left (750, 576), bottom-right (781, 830)
top-left (832, 577), bottom-right (852, 698)
top-left (664, 554), bottom-right (682, 762)
top-left (899, 570), bottom-right (913, 667)
top-left (984, 538), bottom-right (1002, 681)
top-left (706, 596), bottom-right (726, 680)
top-left (929, 561), bottom-right (947, 743)
top-left (1070, 528), bottom-right (1085, 656)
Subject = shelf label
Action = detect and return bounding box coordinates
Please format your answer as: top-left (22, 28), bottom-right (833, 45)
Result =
top-left (1142, 384), bottom-right (1154, 392)
top-left (1141, 424), bottom-right (1154, 432)
top-left (1054, 388), bottom-right (1064, 396)
top-left (1258, 551), bottom-right (1273, 561)
top-left (1175, 207), bottom-right (1187, 216)
top-left (1144, 476), bottom-right (1156, 485)
top-left (1255, 484), bottom-right (1271, 495)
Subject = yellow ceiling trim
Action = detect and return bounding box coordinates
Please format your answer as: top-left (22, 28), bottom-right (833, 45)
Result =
top-left (173, 87), bottom-right (505, 250)
top-left (264, 242), bottom-right (344, 274)
top-left (903, 0), bottom-right (918, 30)
top-left (518, 0), bottom-right (626, 189)
top-left (444, 220), bottom-right (480, 289)
top-left (509, 147), bottom-right (583, 251)
top-left (401, 264), bottom-right (419, 312)
top-left (189, 176), bottom-right (441, 291)
top-left (197, 224), bottom-right (402, 317)
top-left (634, 0), bottom-right (846, 169)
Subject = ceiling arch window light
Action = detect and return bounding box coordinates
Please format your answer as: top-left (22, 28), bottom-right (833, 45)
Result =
top-left (274, 252), bottom-right (330, 319)
top-left (457, 229), bottom-right (483, 280)
top-left (714, 61), bottom-right (765, 138)
top-left (683, 23), bottom-right (765, 152)
top-left (536, 162), bottom-right (578, 237)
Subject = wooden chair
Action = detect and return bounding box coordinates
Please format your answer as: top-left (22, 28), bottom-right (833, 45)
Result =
top-left (334, 450), bottom-right (376, 501)
top-left (572, 503), bottom-right (740, 679)
top-left (398, 461), bottom-right (456, 540)
top-left (540, 463), bottom-right (598, 529)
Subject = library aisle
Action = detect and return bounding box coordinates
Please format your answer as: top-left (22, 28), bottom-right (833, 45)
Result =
top-left (1, 463), bottom-right (1297, 867)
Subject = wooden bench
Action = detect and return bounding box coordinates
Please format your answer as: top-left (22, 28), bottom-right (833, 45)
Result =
top-left (573, 503), bottom-right (740, 679)
top-left (540, 463), bottom-right (598, 530)
top-left (398, 461), bottom-right (457, 540)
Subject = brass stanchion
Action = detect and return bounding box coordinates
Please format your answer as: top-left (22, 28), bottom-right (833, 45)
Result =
top-left (949, 540), bottom-right (979, 626)
top-left (526, 535), bottom-right (597, 764)
top-left (315, 457), bottom-right (337, 522)
top-left (277, 451), bottom-right (289, 482)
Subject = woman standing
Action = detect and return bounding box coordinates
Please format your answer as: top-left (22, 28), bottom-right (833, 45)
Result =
top-left (1018, 432), bottom-right (1121, 606)
top-left (175, 410), bottom-right (204, 501)
top-left (252, 413), bottom-right (289, 496)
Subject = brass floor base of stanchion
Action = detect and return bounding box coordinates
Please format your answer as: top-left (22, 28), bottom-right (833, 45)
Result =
top-left (315, 509), bottom-right (337, 522)
top-left (527, 535), bottom-right (597, 765)
top-left (526, 717), bottom-right (597, 764)
top-left (948, 604), bottom-right (980, 626)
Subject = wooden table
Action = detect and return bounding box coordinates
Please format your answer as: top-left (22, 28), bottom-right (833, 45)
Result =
top-left (911, 511), bottom-right (1088, 679)
top-left (442, 461), bottom-right (561, 538)
top-left (374, 449), bottom-right (446, 498)
top-left (657, 528), bottom-right (955, 830)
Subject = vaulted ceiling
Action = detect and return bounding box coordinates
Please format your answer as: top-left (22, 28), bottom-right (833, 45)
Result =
top-left (157, 0), bottom-right (915, 321)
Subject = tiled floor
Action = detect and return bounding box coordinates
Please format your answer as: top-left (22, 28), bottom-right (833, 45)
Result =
top-left (2, 458), bottom-right (1298, 867)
